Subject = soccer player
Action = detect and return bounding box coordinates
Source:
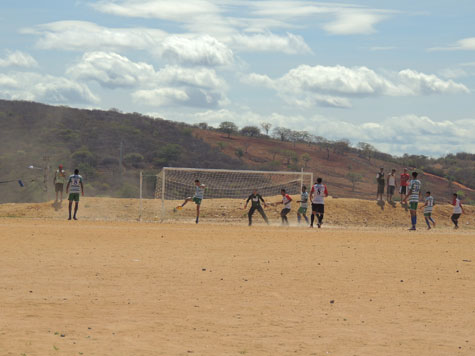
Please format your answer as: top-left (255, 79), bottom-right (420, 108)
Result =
top-left (66, 169), bottom-right (84, 221)
top-left (177, 179), bottom-right (206, 224)
top-left (387, 168), bottom-right (397, 203)
top-left (244, 189), bottom-right (269, 226)
top-left (376, 168), bottom-right (385, 201)
top-left (399, 168), bottom-right (410, 203)
top-left (405, 171), bottom-right (422, 231)
top-left (53, 164), bottom-right (66, 203)
top-left (310, 177), bottom-right (328, 228)
top-left (449, 193), bottom-right (465, 229)
top-left (297, 185), bottom-right (309, 225)
top-left (276, 189), bottom-right (292, 225)
top-left (421, 191), bottom-right (435, 229)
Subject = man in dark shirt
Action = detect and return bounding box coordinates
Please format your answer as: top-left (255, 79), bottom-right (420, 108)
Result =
top-left (376, 167), bottom-right (385, 201)
top-left (244, 189), bottom-right (269, 226)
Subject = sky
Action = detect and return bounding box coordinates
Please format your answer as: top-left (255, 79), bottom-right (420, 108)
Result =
top-left (0, 0), bottom-right (474, 156)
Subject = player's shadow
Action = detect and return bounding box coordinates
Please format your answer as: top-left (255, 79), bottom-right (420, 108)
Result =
top-left (377, 200), bottom-right (385, 210)
top-left (52, 201), bottom-right (62, 211)
top-left (400, 202), bottom-right (409, 212)
top-left (388, 200), bottom-right (397, 208)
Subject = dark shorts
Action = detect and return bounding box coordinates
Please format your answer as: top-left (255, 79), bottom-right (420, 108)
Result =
top-left (388, 185), bottom-right (395, 195)
top-left (400, 186), bottom-right (407, 195)
top-left (55, 183), bottom-right (64, 192)
top-left (280, 208), bottom-right (291, 217)
top-left (377, 184), bottom-right (385, 194)
top-left (312, 203), bottom-right (324, 214)
top-left (451, 213), bottom-right (461, 220)
top-left (68, 193), bottom-right (80, 202)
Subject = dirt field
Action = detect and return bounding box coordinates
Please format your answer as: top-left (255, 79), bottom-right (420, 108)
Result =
top-left (1, 218), bottom-right (474, 356)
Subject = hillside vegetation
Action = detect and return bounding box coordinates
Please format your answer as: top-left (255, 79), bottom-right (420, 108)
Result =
top-left (0, 100), bottom-right (474, 204)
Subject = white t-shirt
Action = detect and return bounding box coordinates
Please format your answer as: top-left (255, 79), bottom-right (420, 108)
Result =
top-left (311, 184), bottom-right (328, 204)
top-left (453, 198), bottom-right (462, 214)
top-left (388, 174), bottom-right (396, 186)
top-left (282, 194), bottom-right (292, 209)
top-left (300, 191), bottom-right (309, 208)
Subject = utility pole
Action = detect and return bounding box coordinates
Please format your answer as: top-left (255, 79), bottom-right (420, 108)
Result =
top-left (119, 140), bottom-right (124, 174)
top-left (43, 154), bottom-right (50, 193)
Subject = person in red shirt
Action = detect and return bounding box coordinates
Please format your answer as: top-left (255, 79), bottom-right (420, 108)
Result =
top-left (273, 188), bottom-right (292, 225)
top-left (399, 168), bottom-right (410, 203)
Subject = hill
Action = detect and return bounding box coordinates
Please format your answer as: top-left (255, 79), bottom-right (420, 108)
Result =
top-left (195, 129), bottom-right (475, 203)
top-left (0, 100), bottom-right (243, 203)
top-left (0, 99), bottom-right (474, 205)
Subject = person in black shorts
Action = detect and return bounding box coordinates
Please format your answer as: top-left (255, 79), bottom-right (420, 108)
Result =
top-left (310, 177), bottom-right (328, 228)
top-left (376, 167), bottom-right (385, 201)
top-left (244, 189), bottom-right (269, 226)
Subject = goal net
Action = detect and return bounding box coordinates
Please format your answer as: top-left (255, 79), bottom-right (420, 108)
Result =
top-left (153, 167), bottom-right (313, 222)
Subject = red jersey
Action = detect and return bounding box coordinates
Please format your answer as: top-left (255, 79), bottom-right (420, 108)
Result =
top-left (400, 173), bottom-right (410, 187)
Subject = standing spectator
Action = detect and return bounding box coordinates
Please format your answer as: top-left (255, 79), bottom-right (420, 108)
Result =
top-left (405, 171), bottom-right (422, 231)
top-left (53, 164), bottom-right (67, 203)
top-left (399, 168), bottom-right (410, 203)
top-left (387, 168), bottom-right (397, 202)
top-left (66, 169), bottom-right (84, 220)
top-left (376, 168), bottom-right (385, 201)
top-left (449, 193), bottom-right (465, 229)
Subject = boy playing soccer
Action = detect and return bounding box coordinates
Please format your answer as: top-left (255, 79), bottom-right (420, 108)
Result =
top-left (449, 193), bottom-right (465, 229)
top-left (244, 189), bottom-right (269, 226)
top-left (66, 169), bottom-right (84, 221)
top-left (421, 191), bottom-right (435, 230)
top-left (177, 179), bottom-right (206, 224)
top-left (310, 178), bottom-right (328, 228)
top-left (274, 189), bottom-right (292, 225)
top-left (297, 185), bottom-right (309, 225)
top-left (405, 171), bottom-right (422, 231)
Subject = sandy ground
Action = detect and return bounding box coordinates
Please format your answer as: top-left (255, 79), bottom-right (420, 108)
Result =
top-left (0, 218), bottom-right (474, 356)
top-left (0, 196), bottom-right (473, 230)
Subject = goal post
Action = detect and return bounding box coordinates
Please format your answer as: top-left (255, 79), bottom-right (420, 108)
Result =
top-left (154, 167), bottom-right (313, 222)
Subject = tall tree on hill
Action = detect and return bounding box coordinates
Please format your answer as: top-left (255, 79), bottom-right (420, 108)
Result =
top-left (272, 127), bottom-right (291, 142)
top-left (240, 126), bottom-right (261, 137)
top-left (301, 153), bottom-right (311, 168)
top-left (219, 121), bottom-right (238, 138)
top-left (260, 122), bottom-right (272, 136)
top-left (357, 142), bottom-right (376, 162)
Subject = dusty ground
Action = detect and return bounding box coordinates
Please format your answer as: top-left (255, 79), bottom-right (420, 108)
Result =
top-left (0, 197), bottom-right (473, 230)
top-left (0, 218), bottom-right (474, 356)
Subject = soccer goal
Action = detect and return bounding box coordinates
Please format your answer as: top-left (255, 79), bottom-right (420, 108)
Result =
top-left (151, 167), bottom-right (313, 222)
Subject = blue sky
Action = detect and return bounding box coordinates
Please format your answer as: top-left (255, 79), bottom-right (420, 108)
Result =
top-left (1, 0), bottom-right (474, 156)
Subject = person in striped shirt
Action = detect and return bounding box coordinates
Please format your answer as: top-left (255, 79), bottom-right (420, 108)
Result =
top-left (177, 179), bottom-right (206, 224)
top-left (296, 185), bottom-right (309, 225)
top-left (405, 171), bottom-right (422, 231)
top-left (421, 191), bottom-right (435, 230)
top-left (66, 169), bottom-right (84, 221)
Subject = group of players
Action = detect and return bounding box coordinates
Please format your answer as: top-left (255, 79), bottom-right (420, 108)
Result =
top-left (176, 178), bottom-right (329, 227)
top-left (178, 172), bottom-right (466, 231)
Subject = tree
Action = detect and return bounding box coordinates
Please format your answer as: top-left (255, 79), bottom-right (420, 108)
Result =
top-left (240, 126), bottom-right (261, 137)
top-left (153, 144), bottom-right (183, 167)
top-left (282, 149), bottom-right (297, 165)
top-left (269, 147), bottom-right (280, 161)
top-left (219, 121), bottom-right (238, 138)
top-left (333, 139), bottom-right (351, 155)
top-left (216, 141), bottom-right (227, 151)
top-left (196, 122), bottom-right (209, 130)
top-left (124, 152), bottom-right (144, 168)
top-left (260, 122), bottom-right (272, 135)
top-left (357, 142), bottom-right (376, 162)
top-left (301, 153), bottom-right (311, 168)
top-left (272, 127), bottom-right (291, 142)
top-left (346, 172), bottom-right (363, 192)
top-left (235, 148), bottom-right (244, 159)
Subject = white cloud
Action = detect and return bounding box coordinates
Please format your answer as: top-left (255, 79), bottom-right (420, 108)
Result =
top-left (322, 9), bottom-right (387, 35)
top-left (133, 88), bottom-right (189, 107)
top-left (0, 72), bottom-right (99, 104)
top-left (22, 21), bottom-right (168, 51)
top-left (0, 50), bottom-right (38, 68)
top-left (397, 69), bottom-right (469, 95)
top-left (243, 64), bottom-right (469, 108)
top-left (429, 37), bottom-right (475, 51)
top-left (67, 51), bottom-right (156, 88)
top-left (158, 35), bottom-right (234, 66)
top-left (231, 32), bottom-right (311, 54)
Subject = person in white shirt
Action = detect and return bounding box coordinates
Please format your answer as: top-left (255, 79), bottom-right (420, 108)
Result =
top-left (309, 177), bottom-right (328, 228)
top-left (421, 191), bottom-right (435, 230)
top-left (177, 179), bottom-right (206, 224)
top-left (387, 168), bottom-right (397, 203)
top-left (449, 193), bottom-right (465, 229)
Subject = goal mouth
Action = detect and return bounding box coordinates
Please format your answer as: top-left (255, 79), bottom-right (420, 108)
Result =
top-left (149, 167), bottom-right (313, 222)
